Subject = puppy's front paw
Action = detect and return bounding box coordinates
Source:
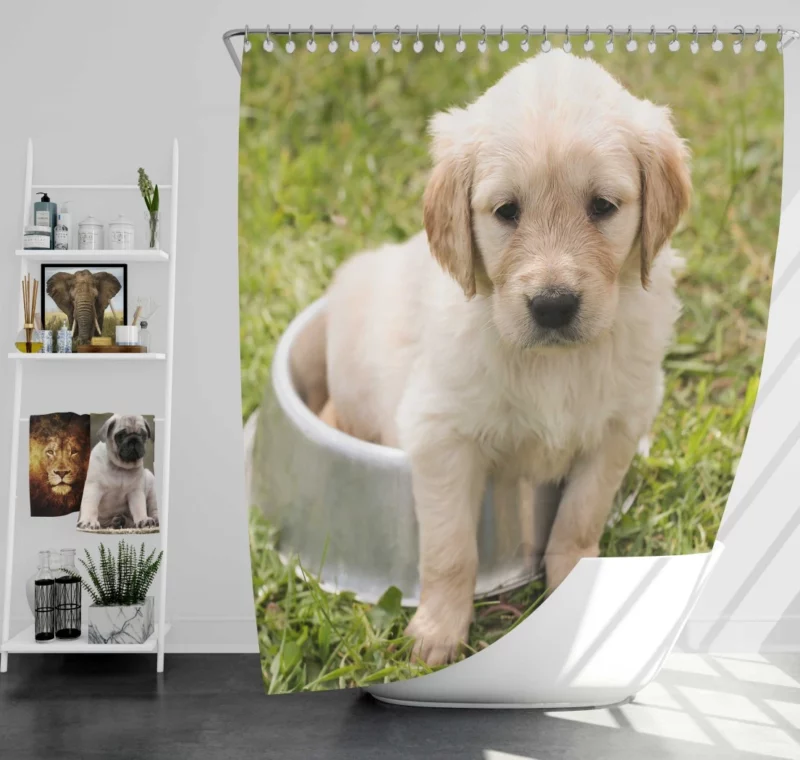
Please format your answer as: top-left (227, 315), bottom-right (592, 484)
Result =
top-left (545, 543), bottom-right (599, 590)
top-left (77, 517), bottom-right (100, 530)
top-left (405, 601), bottom-right (472, 667)
top-left (135, 517), bottom-right (158, 529)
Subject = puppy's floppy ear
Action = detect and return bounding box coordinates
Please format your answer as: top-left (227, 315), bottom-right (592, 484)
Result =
top-left (636, 105), bottom-right (692, 288)
top-left (423, 109), bottom-right (480, 298)
top-left (143, 418), bottom-right (153, 440)
top-left (98, 415), bottom-right (116, 442)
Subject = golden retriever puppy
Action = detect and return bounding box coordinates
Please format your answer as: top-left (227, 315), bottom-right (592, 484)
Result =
top-left (321, 51), bottom-right (690, 665)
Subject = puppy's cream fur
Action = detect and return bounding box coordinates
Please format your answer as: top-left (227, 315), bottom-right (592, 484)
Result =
top-left (322, 52), bottom-right (690, 665)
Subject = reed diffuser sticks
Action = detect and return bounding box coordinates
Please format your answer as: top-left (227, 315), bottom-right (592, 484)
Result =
top-left (21, 273), bottom-right (39, 353)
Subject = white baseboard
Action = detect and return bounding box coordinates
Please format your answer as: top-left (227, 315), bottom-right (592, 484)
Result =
top-left (7, 614), bottom-right (799, 655)
top-left (164, 617), bottom-right (259, 653)
top-left (5, 615), bottom-right (259, 654)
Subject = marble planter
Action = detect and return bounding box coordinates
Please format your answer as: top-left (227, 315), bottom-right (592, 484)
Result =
top-left (87, 597), bottom-right (155, 645)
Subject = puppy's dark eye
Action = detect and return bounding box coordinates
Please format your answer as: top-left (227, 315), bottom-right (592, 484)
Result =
top-left (589, 197), bottom-right (618, 219)
top-left (494, 202), bottom-right (520, 223)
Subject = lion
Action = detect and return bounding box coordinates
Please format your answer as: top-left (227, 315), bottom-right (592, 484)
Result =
top-left (29, 413), bottom-right (91, 517)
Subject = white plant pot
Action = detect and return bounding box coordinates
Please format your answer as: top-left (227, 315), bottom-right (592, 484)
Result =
top-left (88, 597), bottom-right (155, 644)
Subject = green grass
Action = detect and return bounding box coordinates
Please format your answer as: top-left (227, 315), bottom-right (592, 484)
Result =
top-left (239, 35), bottom-right (784, 691)
top-left (250, 510), bottom-right (547, 692)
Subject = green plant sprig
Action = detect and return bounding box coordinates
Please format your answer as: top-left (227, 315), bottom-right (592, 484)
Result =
top-left (137, 168), bottom-right (160, 215)
top-left (79, 540), bottom-right (163, 607)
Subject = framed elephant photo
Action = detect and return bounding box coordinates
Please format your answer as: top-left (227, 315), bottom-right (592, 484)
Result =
top-left (41, 264), bottom-right (128, 347)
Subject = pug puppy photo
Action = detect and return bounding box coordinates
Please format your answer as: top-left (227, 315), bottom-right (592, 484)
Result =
top-left (77, 414), bottom-right (159, 531)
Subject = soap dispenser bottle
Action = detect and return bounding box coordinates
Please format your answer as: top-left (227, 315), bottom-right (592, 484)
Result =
top-left (33, 192), bottom-right (58, 248)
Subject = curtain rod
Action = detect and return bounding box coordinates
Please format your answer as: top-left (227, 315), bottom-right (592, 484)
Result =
top-left (222, 25), bottom-right (798, 76)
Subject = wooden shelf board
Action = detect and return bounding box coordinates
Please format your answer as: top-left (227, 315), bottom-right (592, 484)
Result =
top-left (1, 624), bottom-right (169, 654)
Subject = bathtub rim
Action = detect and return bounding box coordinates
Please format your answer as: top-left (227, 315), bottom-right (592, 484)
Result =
top-left (270, 296), bottom-right (410, 469)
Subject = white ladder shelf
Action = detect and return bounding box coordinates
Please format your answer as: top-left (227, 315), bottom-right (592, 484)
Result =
top-left (0, 139), bottom-right (179, 673)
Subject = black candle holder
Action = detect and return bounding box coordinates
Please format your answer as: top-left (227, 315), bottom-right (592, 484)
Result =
top-left (55, 549), bottom-right (82, 639)
top-left (34, 578), bottom-right (55, 642)
top-left (55, 576), bottom-right (81, 639)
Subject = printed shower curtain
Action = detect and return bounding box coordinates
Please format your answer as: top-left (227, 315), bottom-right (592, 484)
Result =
top-left (238, 31), bottom-right (783, 694)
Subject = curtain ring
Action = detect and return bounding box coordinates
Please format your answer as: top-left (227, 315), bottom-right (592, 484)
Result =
top-left (414, 24), bottom-right (423, 53)
top-left (350, 25), bottom-right (359, 52)
top-left (605, 25), bottom-right (615, 53)
top-left (436, 25), bottom-right (445, 52)
top-left (499, 24), bottom-right (509, 51)
top-left (648, 25), bottom-right (657, 53)
top-left (691, 25), bottom-right (700, 54)
top-left (668, 24), bottom-right (679, 52)
top-left (519, 24), bottom-right (531, 53)
top-left (733, 25), bottom-right (745, 55)
top-left (521, 25), bottom-right (530, 52)
top-left (263, 24), bottom-right (274, 52)
top-left (285, 24), bottom-right (295, 53)
top-left (307, 25), bottom-right (317, 53)
top-left (457, 24), bottom-right (466, 53)
top-left (584, 26), bottom-right (595, 52)
top-left (778, 25), bottom-right (784, 53)
top-left (479, 25), bottom-right (487, 53)
top-left (711, 25), bottom-right (723, 51)
top-left (542, 25), bottom-right (551, 52)
top-left (754, 25), bottom-right (765, 52)
top-left (329, 25), bottom-right (338, 53)
top-left (243, 25), bottom-right (252, 53)
top-left (371, 25), bottom-right (381, 53)
top-left (564, 25), bottom-right (572, 52)
top-left (392, 24), bottom-right (402, 52)
top-left (626, 25), bottom-right (637, 51)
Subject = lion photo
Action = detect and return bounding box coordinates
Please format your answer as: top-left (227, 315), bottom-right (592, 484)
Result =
top-left (29, 413), bottom-right (91, 517)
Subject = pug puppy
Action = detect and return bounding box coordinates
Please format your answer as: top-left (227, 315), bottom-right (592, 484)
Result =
top-left (77, 414), bottom-right (159, 530)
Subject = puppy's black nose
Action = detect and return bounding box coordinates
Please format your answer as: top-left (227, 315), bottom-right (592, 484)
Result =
top-left (529, 292), bottom-right (580, 329)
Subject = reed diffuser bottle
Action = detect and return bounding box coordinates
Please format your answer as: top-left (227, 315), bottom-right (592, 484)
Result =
top-left (15, 274), bottom-right (43, 353)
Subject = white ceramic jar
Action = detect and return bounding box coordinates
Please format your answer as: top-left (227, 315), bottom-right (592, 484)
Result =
top-left (78, 216), bottom-right (104, 250)
top-left (108, 215), bottom-right (135, 250)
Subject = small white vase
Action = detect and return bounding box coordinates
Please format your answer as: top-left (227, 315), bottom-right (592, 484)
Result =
top-left (88, 597), bottom-right (155, 645)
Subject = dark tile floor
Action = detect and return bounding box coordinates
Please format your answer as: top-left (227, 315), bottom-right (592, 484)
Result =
top-left (1, 653), bottom-right (799, 759)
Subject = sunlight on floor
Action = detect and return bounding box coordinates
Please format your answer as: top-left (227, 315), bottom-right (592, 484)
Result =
top-left (712, 656), bottom-right (800, 689)
top-left (539, 654), bottom-right (800, 760)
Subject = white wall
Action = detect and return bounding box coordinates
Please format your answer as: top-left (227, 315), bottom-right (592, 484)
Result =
top-left (0, 0), bottom-right (798, 654)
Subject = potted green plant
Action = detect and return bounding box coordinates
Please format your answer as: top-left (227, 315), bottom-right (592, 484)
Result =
top-left (138, 168), bottom-right (160, 249)
top-left (80, 541), bottom-right (163, 645)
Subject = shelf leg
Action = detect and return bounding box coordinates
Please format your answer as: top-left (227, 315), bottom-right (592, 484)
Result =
top-left (154, 138), bottom-right (179, 675)
top-left (1, 361), bottom-right (23, 677)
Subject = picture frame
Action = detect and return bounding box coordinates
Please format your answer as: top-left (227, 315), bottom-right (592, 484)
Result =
top-left (40, 264), bottom-right (128, 342)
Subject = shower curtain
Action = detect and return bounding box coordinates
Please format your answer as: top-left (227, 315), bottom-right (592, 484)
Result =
top-left (238, 30), bottom-right (783, 694)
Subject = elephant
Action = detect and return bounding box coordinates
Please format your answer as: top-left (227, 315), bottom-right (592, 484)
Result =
top-left (46, 270), bottom-right (122, 345)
